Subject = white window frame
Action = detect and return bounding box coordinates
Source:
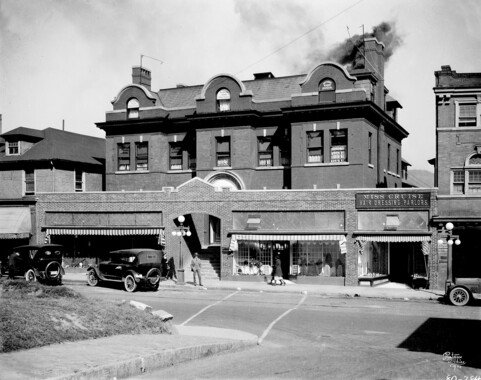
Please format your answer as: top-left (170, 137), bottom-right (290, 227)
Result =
top-left (216, 89), bottom-right (231, 112)
top-left (127, 98), bottom-right (140, 119)
top-left (7, 141), bottom-right (19, 156)
top-left (75, 170), bottom-right (85, 192)
top-left (24, 169), bottom-right (35, 195)
top-left (455, 100), bottom-right (479, 128)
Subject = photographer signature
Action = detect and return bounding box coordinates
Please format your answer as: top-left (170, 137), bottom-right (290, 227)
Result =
top-left (443, 352), bottom-right (466, 370)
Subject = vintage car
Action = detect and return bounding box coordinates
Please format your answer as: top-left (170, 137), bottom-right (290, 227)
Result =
top-left (86, 248), bottom-right (163, 292)
top-left (2, 244), bottom-right (65, 284)
top-left (446, 277), bottom-right (481, 306)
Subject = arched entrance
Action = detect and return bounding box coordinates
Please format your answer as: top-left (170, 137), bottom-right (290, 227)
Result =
top-left (169, 212), bottom-right (222, 285)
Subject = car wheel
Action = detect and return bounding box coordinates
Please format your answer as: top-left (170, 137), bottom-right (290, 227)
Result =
top-left (25, 269), bottom-right (36, 282)
top-left (146, 268), bottom-right (161, 287)
top-left (124, 274), bottom-right (137, 292)
top-left (449, 287), bottom-right (470, 306)
top-left (87, 269), bottom-right (99, 287)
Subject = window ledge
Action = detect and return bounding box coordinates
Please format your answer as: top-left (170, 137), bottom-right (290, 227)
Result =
top-left (213, 166), bottom-right (232, 170)
top-left (255, 166), bottom-right (285, 170)
top-left (168, 169), bottom-right (193, 174)
top-left (115, 170), bottom-right (150, 174)
top-left (304, 162), bottom-right (349, 167)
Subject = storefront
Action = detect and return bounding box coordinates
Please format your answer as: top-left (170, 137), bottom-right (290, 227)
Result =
top-left (229, 211), bottom-right (347, 285)
top-left (0, 206), bottom-right (33, 265)
top-left (354, 192), bottom-right (432, 288)
top-left (42, 210), bottom-right (165, 265)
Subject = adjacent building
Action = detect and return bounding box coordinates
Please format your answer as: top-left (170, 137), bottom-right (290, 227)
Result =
top-left (0, 126), bottom-right (105, 256)
top-left (433, 65), bottom-right (481, 286)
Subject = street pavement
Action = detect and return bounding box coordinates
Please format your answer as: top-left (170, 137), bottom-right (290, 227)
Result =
top-left (0, 272), bottom-right (446, 380)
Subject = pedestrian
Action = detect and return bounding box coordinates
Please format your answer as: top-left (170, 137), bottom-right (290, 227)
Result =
top-left (190, 252), bottom-right (203, 287)
top-left (166, 256), bottom-right (177, 282)
top-left (8, 251), bottom-right (18, 280)
top-left (161, 252), bottom-right (168, 277)
top-left (273, 254), bottom-right (286, 286)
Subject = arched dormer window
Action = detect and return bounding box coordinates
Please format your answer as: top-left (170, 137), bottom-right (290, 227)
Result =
top-left (127, 98), bottom-right (140, 119)
top-left (216, 89), bottom-right (231, 112)
top-left (318, 78), bottom-right (336, 103)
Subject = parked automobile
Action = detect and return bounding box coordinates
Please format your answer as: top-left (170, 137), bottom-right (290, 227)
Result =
top-left (86, 248), bottom-right (163, 292)
top-left (2, 244), bottom-right (65, 284)
top-left (446, 277), bottom-right (481, 306)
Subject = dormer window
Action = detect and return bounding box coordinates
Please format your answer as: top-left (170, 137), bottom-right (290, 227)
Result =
top-left (7, 141), bottom-right (19, 155)
top-left (127, 98), bottom-right (140, 119)
top-left (319, 79), bottom-right (336, 102)
top-left (216, 89), bottom-right (231, 112)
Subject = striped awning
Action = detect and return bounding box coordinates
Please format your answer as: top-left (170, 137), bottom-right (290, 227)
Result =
top-left (355, 235), bottom-right (431, 242)
top-left (232, 234), bottom-right (345, 241)
top-left (46, 228), bottom-right (163, 236)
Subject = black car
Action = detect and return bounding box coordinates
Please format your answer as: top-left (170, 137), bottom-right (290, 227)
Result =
top-left (2, 244), bottom-right (65, 284)
top-left (86, 248), bottom-right (163, 292)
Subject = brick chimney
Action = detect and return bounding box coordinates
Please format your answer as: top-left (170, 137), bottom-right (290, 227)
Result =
top-left (132, 66), bottom-right (151, 90)
top-left (363, 37), bottom-right (385, 81)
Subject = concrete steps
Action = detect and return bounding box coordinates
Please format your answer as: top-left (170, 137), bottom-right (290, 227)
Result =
top-left (198, 246), bottom-right (221, 280)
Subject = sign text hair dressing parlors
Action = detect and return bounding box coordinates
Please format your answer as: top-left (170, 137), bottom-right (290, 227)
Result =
top-left (356, 192), bottom-right (430, 209)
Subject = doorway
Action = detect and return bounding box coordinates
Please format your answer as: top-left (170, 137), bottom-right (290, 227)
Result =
top-left (272, 241), bottom-right (290, 279)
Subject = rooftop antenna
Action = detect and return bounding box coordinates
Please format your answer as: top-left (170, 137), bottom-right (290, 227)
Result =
top-left (140, 54), bottom-right (163, 68)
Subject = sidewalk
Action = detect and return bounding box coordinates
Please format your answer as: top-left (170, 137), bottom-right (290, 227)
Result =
top-left (0, 272), bottom-right (445, 380)
top-left (64, 270), bottom-right (445, 301)
top-left (0, 326), bottom-right (258, 380)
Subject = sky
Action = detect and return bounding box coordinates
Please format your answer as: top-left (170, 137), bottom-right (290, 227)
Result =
top-left (1, 0), bottom-right (481, 171)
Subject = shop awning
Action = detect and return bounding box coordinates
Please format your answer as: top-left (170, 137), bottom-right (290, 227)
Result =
top-left (45, 227), bottom-right (163, 236)
top-left (355, 235), bottom-right (431, 242)
top-left (232, 234), bottom-right (346, 241)
top-left (0, 207), bottom-right (31, 239)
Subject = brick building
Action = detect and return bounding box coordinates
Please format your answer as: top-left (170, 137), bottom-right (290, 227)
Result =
top-left (0, 126), bottom-right (105, 257)
top-left (34, 37), bottom-right (440, 288)
top-left (432, 65), bottom-right (481, 286)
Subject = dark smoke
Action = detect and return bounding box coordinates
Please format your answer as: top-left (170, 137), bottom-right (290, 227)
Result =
top-left (326, 22), bottom-right (402, 69)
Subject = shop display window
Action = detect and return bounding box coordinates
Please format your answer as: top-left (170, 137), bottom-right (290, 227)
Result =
top-left (235, 241), bottom-right (271, 276)
top-left (292, 241), bottom-right (344, 277)
top-left (358, 241), bottom-right (389, 277)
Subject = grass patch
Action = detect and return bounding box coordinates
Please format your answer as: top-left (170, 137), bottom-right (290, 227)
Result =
top-left (0, 279), bottom-right (171, 353)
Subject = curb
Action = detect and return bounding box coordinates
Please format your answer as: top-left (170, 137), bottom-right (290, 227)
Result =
top-left (50, 340), bottom-right (255, 380)
top-left (63, 277), bottom-right (444, 302)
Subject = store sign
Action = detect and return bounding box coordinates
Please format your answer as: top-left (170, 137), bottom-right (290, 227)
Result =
top-left (356, 192), bottom-right (430, 209)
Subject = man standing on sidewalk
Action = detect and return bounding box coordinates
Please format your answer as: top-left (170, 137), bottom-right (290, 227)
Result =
top-left (191, 252), bottom-right (203, 287)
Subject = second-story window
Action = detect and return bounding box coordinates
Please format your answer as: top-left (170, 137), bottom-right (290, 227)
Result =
top-left (319, 78), bottom-right (336, 102)
top-left (127, 98), bottom-right (140, 119)
top-left (169, 143), bottom-right (183, 170)
top-left (75, 170), bottom-right (84, 192)
top-left (216, 137), bottom-right (231, 167)
top-left (216, 89), bottom-right (231, 112)
top-left (7, 141), bottom-right (19, 155)
top-left (135, 142), bottom-right (148, 171)
top-left (457, 103), bottom-right (477, 127)
top-left (452, 170), bottom-right (465, 194)
top-left (258, 137), bottom-right (273, 167)
top-left (25, 169), bottom-right (35, 195)
top-left (118, 143), bottom-right (130, 171)
top-left (330, 129), bottom-right (347, 163)
top-left (307, 131), bottom-right (323, 163)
